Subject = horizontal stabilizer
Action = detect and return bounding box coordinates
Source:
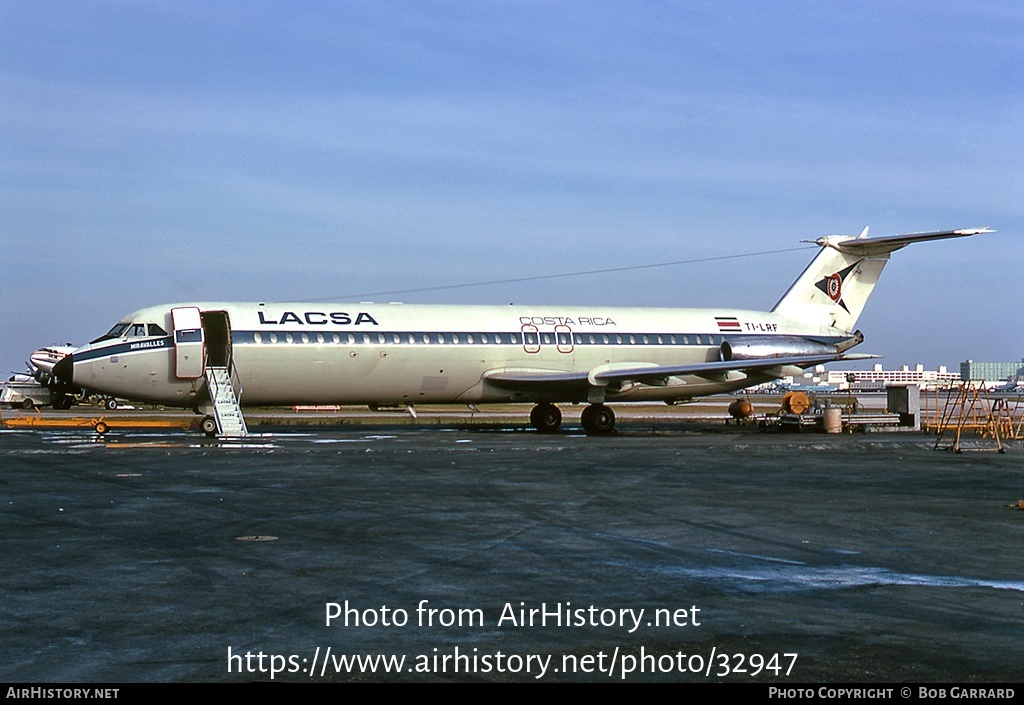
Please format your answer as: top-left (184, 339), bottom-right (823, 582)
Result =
top-left (819, 228), bottom-right (995, 256)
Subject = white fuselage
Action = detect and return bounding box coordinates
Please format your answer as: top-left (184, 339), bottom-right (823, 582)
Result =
top-left (66, 301), bottom-right (841, 408)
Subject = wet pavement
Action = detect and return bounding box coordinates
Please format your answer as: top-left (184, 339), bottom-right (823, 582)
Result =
top-left (2, 426), bottom-right (1021, 682)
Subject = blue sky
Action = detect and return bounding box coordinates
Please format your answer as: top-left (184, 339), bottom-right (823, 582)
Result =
top-left (1, 1), bottom-right (1021, 374)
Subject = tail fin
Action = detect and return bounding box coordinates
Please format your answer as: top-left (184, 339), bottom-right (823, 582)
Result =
top-left (771, 227), bottom-right (993, 332)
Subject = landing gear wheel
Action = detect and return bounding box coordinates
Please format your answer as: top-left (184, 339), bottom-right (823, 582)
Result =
top-left (530, 403), bottom-right (562, 433)
top-left (200, 415), bottom-right (218, 437)
top-left (581, 404), bottom-right (616, 435)
top-left (104, 398), bottom-right (118, 410)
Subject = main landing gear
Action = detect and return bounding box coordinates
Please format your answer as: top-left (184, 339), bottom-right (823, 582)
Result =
top-left (580, 403), bottom-right (616, 435)
top-left (528, 403), bottom-right (616, 435)
top-left (529, 403), bottom-right (562, 433)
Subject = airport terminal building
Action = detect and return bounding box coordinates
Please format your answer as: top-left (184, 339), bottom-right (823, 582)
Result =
top-left (776, 359), bottom-right (1024, 392)
top-left (960, 359), bottom-right (1024, 384)
top-left (825, 364), bottom-right (961, 391)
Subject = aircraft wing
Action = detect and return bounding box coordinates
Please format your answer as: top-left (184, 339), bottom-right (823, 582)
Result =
top-left (484, 352), bottom-right (859, 391)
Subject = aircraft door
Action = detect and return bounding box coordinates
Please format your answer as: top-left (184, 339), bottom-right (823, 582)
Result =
top-left (201, 311), bottom-right (232, 368)
top-left (554, 324), bottom-right (574, 354)
top-left (171, 306), bottom-right (205, 379)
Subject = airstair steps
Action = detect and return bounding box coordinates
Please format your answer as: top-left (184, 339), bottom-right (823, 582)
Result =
top-left (205, 366), bottom-right (248, 437)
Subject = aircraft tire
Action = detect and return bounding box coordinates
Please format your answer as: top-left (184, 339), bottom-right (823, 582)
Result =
top-left (200, 416), bottom-right (218, 437)
top-left (530, 403), bottom-right (562, 433)
top-left (581, 404), bottom-right (615, 435)
top-left (105, 398), bottom-right (118, 410)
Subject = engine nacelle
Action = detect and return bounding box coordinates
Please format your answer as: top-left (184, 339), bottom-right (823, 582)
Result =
top-left (720, 336), bottom-right (837, 362)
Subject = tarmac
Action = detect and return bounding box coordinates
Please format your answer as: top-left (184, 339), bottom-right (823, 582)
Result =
top-left (1, 403), bottom-right (1022, 682)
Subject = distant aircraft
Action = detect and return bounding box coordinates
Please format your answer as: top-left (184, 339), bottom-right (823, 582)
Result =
top-left (54, 228), bottom-right (992, 436)
top-left (27, 343), bottom-right (75, 385)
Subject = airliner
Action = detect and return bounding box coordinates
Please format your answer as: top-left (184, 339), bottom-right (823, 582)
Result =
top-left (52, 227), bottom-right (991, 436)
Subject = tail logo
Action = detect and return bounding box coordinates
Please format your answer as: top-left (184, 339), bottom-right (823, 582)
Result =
top-left (824, 274), bottom-right (842, 301)
top-left (814, 259), bottom-right (862, 314)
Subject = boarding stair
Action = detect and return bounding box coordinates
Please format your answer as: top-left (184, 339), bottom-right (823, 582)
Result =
top-left (205, 365), bottom-right (248, 437)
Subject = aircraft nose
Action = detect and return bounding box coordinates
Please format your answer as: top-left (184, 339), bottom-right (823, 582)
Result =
top-left (53, 353), bottom-right (74, 386)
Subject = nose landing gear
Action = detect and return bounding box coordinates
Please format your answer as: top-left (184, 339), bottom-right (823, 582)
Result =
top-left (200, 415), bottom-right (218, 437)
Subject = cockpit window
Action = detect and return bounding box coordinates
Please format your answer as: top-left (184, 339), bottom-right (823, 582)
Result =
top-left (90, 323), bottom-right (131, 344)
top-left (90, 321), bottom-right (167, 344)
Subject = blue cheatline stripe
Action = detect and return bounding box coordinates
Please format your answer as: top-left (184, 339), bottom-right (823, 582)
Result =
top-left (230, 331), bottom-right (851, 347)
top-left (72, 337), bottom-right (174, 363)
top-left (72, 331), bottom-right (852, 362)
